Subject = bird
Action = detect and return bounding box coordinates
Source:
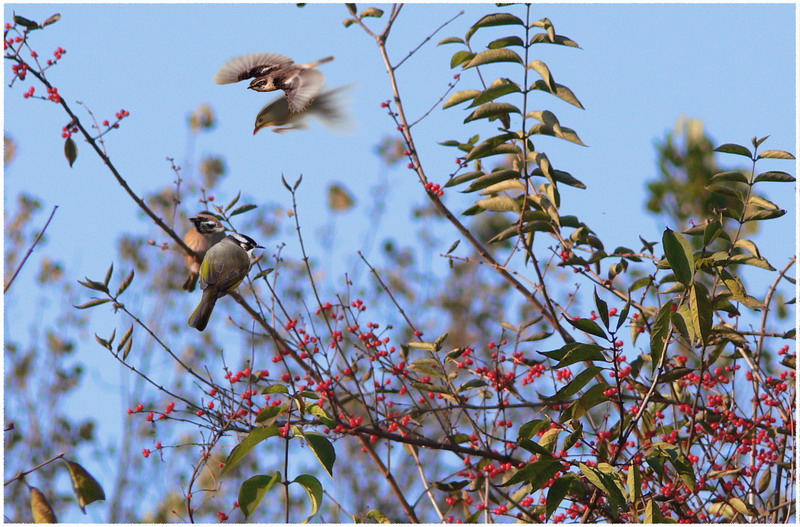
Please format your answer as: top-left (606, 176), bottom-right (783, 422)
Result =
top-left (188, 233), bottom-right (263, 331)
top-left (253, 85), bottom-right (352, 135)
top-left (182, 211), bottom-right (226, 292)
top-left (213, 52), bottom-right (334, 113)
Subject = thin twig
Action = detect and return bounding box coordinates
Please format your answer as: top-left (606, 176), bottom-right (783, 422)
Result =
top-left (4, 205), bottom-right (57, 293)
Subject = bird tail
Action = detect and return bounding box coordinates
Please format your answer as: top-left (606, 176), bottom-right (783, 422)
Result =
top-left (311, 85), bottom-right (353, 131)
top-left (305, 56), bottom-right (334, 69)
top-left (188, 288), bottom-right (218, 331)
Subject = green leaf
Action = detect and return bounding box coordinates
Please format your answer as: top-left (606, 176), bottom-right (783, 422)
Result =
top-left (294, 474), bottom-right (323, 522)
top-left (73, 298), bottom-right (112, 310)
top-left (579, 463), bottom-right (625, 509)
top-left (594, 289), bottom-right (610, 329)
top-left (627, 464), bottom-right (642, 503)
top-left (488, 35), bottom-right (525, 48)
top-left (14, 16), bottom-right (40, 30)
top-left (64, 137), bottom-right (78, 168)
top-left (662, 228), bottom-right (694, 287)
top-left (650, 301), bottom-right (673, 371)
top-left (465, 48), bottom-right (524, 68)
top-left (225, 191), bottom-right (241, 212)
top-left (298, 430), bottom-right (336, 477)
top-left (30, 487), bottom-right (57, 523)
top-left (544, 367), bottom-right (600, 401)
top-left (442, 90), bottom-right (481, 109)
top-left (539, 342), bottom-right (606, 368)
top-left (529, 33), bottom-right (580, 48)
top-left (438, 37), bottom-right (465, 46)
top-left (64, 459), bottom-right (105, 513)
top-left (757, 149), bottom-right (795, 160)
top-left (475, 195), bottom-right (521, 213)
top-left (689, 283), bottom-right (713, 345)
top-left (545, 475), bottom-right (573, 519)
top-left (360, 7), bottom-right (383, 17)
top-left (528, 60), bottom-right (555, 91)
top-left (230, 204), bottom-right (257, 216)
top-left (255, 405), bottom-right (282, 425)
top-left (42, 13), bottom-right (61, 27)
top-left (538, 427), bottom-right (562, 452)
top-left (445, 170), bottom-right (483, 188)
top-left (754, 170), bottom-right (795, 183)
top-left (466, 13), bottom-right (524, 42)
top-left (502, 459), bottom-right (562, 489)
top-left (223, 426), bottom-right (280, 473)
top-left (465, 169), bottom-right (520, 192)
top-left (450, 50), bottom-right (475, 69)
top-left (710, 171), bottom-right (748, 184)
top-left (568, 383), bottom-right (609, 427)
top-left (529, 80), bottom-right (584, 109)
top-left (308, 404), bottom-right (336, 428)
top-left (644, 498), bottom-right (665, 523)
top-left (238, 473), bottom-right (281, 518)
top-left (465, 133), bottom-right (517, 161)
top-left (518, 419), bottom-right (548, 441)
top-left (463, 102), bottom-right (521, 124)
top-left (469, 79), bottom-right (521, 107)
top-left (116, 269), bottom-right (135, 296)
top-left (565, 317), bottom-right (608, 340)
top-left (714, 143), bottom-right (753, 159)
top-left (364, 509), bottom-right (391, 523)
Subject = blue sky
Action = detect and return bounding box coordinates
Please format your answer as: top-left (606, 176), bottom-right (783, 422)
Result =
top-left (3, 2), bottom-right (796, 522)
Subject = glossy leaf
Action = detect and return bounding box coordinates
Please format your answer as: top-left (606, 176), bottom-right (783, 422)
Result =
top-left (463, 102), bottom-right (521, 123)
top-left (294, 474), bottom-right (323, 522)
top-left (757, 149), bottom-right (795, 160)
top-left (465, 169), bottom-right (520, 192)
top-left (469, 79), bottom-right (521, 107)
top-left (565, 317), bottom-right (607, 340)
top-left (443, 90), bottom-right (480, 109)
top-left (529, 80), bottom-right (584, 109)
top-left (527, 60), bottom-right (556, 92)
top-left (539, 342), bottom-right (605, 367)
top-left (662, 228), bottom-right (694, 287)
top-left (223, 425), bottom-right (280, 473)
top-left (465, 13), bottom-right (524, 42)
top-left (476, 195), bottom-right (521, 213)
top-left (650, 301), bottom-right (673, 371)
top-left (64, 460), bottom-right (105, 513)
top-left (502, 458), bottom-right (562, 489)
top-left (230, 204), bottom-right (257, 216)
top-left (488, 35), bottom-right (525, 48)
top-left (465, 48), bottom-right (524, 69)
top-left (64, 137), bottom-right (78, 167)
top-left (30, 487), bottom-right (57, 523)
top-left (545, 475), bottom-right (573, 520)
top-left (530, 33), bottom-right (580, 47)
top-left (238, 473), bottom-right (281, 518)
top-left (298, 430), bottom-right (335, 477)
top-left (710, 171), bottom-right (748, 184)
top-left (518, 419), bottom-right (548, 441)
top-left (544, 367), bottom-right (600, 401)
top-left (450, 50), bottom-right (475, 69)
top-left (714, 143), bottom-right (753, 159)
top-left (754, 170), bottom-right (795, 183)
top-left (689, 283), bottom-right (713, 344)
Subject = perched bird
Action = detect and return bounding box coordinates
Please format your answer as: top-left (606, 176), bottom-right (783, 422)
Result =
top-left (214, 52), bottom-right (334, 112)
top-left (183, 212), bottom-right (226, 292)
top-left (253, 85), bottom-right (351, 135)
top-left (188, 233), bottom-right (263, 331)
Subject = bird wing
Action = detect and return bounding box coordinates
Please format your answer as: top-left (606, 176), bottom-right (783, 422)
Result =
top-left (283, 68), bottom-right (325, 112)
top-left (214, 52), bottom-right (294, 84)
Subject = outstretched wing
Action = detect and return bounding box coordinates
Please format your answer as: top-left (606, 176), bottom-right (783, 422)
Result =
top-left (283, 68), bottom-right (325, 112)
top-left (214, 52), bottom-right (294, 84)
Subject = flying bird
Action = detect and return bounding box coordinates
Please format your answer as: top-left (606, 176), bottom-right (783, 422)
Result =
top-left (253, 85), bottom-right (352, 135)
top-left (214, 52), bottom-right (334, 112)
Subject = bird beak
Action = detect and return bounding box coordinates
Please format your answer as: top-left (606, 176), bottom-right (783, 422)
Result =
top-left (253, 127), bottom-right (260, 136)
top-left (256, 244), bottom-right (265, 249)
top-left (247, 85), bottom-right (254, 90)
